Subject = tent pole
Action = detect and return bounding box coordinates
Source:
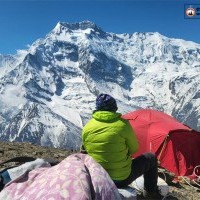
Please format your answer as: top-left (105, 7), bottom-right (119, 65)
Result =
top-left (157, 135), bottom-right (169, 161)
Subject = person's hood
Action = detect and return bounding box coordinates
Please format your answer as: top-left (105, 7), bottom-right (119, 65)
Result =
top-left (92, 111), bottom-right (121, 122)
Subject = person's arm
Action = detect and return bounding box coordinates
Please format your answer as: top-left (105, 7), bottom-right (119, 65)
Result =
top-left (80, 144), bottom-right (87, 154)
top-left (125, 122), bottom-right (139, 155)
top-left (81, 127), bottom-right (88, 154)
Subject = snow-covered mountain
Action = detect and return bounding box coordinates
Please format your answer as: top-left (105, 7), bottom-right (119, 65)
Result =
top-left (0, 21), bottom-right (200, 150)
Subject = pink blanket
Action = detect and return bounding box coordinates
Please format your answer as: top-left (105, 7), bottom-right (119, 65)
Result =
top-left (0, 153), bottom-right (121, 200)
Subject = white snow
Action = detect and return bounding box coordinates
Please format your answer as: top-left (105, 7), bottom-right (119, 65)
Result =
top-left (47, 95), bottom-right (83, 128)
top-left (0, 84), bottom-right (26, 107)
top-left (0, 21), bottom-right (200, 149)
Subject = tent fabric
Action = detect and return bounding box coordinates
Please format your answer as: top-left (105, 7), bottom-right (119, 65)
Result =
top-left (122, 109), bottom-right (200, 177)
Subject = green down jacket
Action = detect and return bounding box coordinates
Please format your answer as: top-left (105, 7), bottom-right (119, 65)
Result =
top-left (82, 111), bottom-right (139, 181)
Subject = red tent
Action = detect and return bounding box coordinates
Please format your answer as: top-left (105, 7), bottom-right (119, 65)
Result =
top-left (123, 109), bottom-right (200, 177)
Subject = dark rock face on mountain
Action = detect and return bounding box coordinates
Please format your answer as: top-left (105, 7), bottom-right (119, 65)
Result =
top-left (0, 21), bottom-right (200, 150)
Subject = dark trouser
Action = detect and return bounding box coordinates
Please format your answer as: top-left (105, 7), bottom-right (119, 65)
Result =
top-left (114, 153), bottom-right (158, 192)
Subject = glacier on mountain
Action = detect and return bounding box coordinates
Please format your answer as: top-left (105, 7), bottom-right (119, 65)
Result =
top-left (0, 21), bottom-right (199, 150)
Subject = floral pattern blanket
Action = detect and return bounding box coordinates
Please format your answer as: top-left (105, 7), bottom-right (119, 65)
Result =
top-left (0, 153), bottom-right (121, 200)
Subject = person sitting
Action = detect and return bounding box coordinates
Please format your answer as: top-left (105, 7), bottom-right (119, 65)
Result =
top-left (82, 93), bottom-right (162, 199)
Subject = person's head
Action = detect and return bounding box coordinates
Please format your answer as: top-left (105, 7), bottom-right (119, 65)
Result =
top-left (95, 93), bottom-right (118, 112)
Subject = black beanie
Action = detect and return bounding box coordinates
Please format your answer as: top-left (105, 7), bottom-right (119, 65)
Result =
top-left (96, 94), bottom-right (118, 112)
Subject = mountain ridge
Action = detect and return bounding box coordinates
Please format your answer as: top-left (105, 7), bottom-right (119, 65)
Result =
top-left (0, 21), bottom-right (199, 149)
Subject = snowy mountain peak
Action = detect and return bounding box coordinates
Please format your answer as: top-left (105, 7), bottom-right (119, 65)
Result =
top-left (0, 21), bottom-right (200, 150)
top-left (53, 21), bottom-right (103, 34)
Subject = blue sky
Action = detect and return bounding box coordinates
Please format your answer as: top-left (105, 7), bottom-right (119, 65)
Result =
top-left (0, 0), bottom-right (200, 54)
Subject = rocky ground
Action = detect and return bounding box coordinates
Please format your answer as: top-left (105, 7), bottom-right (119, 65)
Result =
top-left (0, 141), bottom-right (199, 200)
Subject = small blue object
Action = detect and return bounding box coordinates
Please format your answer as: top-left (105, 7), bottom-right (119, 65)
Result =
top-left (1, 170), bottom-right (11, 184)
top-left (184, 4), bottom-right (200, 19)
